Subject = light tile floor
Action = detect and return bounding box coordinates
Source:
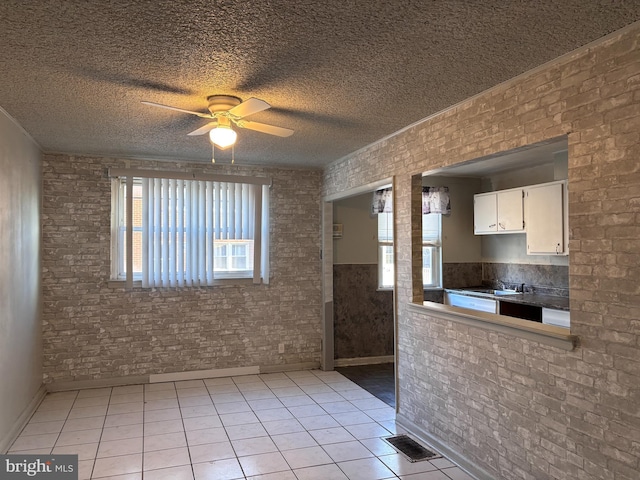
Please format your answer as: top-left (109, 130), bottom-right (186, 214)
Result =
top-left (9, 370), bottom-right (474, 480)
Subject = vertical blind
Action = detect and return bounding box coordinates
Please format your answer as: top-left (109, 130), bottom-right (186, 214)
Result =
top-left (112, 169), bottom-right (269, 288)
top-left (141, 178), bottom-right (260, 287)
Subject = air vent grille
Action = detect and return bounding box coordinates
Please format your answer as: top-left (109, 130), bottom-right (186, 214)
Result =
top-left (383, 434), bottom-right (441, 462)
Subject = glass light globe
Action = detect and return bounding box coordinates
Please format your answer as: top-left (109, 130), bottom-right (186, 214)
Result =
top-left (209, 126), bottom-right (237, 149)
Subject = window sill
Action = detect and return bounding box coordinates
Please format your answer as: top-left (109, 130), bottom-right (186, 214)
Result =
top-left (408, 301), bottom-right (577, 351)
top-left (108, 278), bottom-right (257, 289)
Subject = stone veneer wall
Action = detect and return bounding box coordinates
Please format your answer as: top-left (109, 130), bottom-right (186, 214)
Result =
top-left (42, 154), bottom-right (322, 384)
top-left (323, 26), bottom-right (640, 480)
top-left (333, 264), bottom-right (394, 359)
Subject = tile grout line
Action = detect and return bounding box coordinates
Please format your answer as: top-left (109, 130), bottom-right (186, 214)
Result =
top-left (20, 371), bottom-right (471, 480)
top-left (89, 387), bottom-right (113, 479)
top-left (170, 380), bottom-right (196, 480)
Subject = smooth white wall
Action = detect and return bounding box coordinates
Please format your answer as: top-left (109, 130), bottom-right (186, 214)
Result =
top-left (332, 192), bottom-right (378, 265)
top-left (0, 108), bottom-right (42, 451)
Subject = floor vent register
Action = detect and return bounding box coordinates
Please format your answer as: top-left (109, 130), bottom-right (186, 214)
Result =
top-left (383, 434), bottom-right (442, 462)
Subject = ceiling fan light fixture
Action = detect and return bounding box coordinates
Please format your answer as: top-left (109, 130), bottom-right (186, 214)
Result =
top-left (209, 124), bottom-right (237, 149)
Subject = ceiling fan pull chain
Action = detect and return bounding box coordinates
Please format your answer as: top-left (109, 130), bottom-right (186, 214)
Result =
top-left (232, 145), bottom-right (235, 164)
top-left (211, 144), bottom-right (215, 164)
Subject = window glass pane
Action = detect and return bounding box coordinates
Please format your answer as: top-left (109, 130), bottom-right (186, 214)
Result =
top-left (379, 245), bottom-right (394, 288)
top-left (423, 213), bottom-right (441, 244)
top-left (119, 181), bottom-right (144, 278)
top-left (231, 244), bottom-right (247, 270)
top-left (378, 212), bottom-right (393, 242)
top-left (423, 246), bottom-right (433, 285)
top-left (422, 213), bottom-right (441, 287)
top-left (214, 245), bottom-right (228, 269)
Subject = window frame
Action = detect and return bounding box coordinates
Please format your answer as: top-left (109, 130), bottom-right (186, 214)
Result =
top-left (422, 212), bottom-right (442, 289)
top-left (377, 210), bottom-right (394, 290)
top-left (109, 168), bottom-right (270, 287)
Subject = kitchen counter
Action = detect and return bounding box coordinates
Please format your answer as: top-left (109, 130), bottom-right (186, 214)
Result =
top-left (445, 287), bottom-right (569, 311)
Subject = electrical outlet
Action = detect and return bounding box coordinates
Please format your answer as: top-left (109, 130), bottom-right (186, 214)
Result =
top-left (278, 343), bottom-right (285, 354)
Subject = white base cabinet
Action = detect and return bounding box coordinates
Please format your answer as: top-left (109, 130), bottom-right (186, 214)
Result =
top-left (444, 292), bottom-right (497, 313)
top-left (542, 308), bottom-right (570, 328)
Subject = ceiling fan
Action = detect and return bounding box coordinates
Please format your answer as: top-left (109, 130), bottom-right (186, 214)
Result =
top-left (141, 95), bottom-right (294, 161)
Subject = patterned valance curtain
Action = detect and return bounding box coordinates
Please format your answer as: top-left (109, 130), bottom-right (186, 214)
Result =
top-left (372, 187), bottom-right (393, 214)
top-left (422, 186), bottom-right (451, 214)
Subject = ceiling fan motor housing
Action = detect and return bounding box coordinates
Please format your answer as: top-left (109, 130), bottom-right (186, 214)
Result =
top-left (207, 95), bottom-right (242, 114)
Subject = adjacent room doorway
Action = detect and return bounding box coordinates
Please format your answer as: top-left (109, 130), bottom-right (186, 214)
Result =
top-left (321, 178), bottom-right (398, 409)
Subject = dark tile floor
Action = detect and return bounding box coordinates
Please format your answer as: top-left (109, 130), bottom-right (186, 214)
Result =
top-left (336, 363), bottom-right (395, 408)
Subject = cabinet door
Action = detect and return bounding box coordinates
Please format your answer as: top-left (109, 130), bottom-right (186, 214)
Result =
top-left (497, 189), bottom-right (524, 232)
top-left (474, 193), bottom-right (497, 234)
top-left (526, 182), bottom-right (564, 254)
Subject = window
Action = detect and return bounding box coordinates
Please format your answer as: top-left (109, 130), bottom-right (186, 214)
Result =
top-left (377, 210), bottom-right (442, 289)
top-left (378, 211), bottom-right (394, 289)
top-left (422, 213), bottom-right (442, 288)
top-left (111, 170), bottom-right (269, 287)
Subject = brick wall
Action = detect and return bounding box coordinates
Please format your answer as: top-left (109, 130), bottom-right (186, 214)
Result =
top-left (323, 26), bottom-right (640, 480)
top-left (42, 155), bottom-right (322, 384)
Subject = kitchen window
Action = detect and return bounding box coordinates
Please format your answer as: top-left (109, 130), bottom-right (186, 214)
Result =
top-left (422, 212), bottom-right (442, 288)
top-left (377, 211), bottom-right (394, 289)
top-left (378, 210), bottom-right (442, 289)
top-left (110, 169), bottom-right (270, 287)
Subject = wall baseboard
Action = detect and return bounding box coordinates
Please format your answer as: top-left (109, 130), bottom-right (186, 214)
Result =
top-left (46, 363), bottom-right (323, 392)
top-left (150, 366), bottom-right (259, 383)
top-left (1, 384), bottom-right (47, 454)
top-left (335, 355), bottom-right (394, 367)
top-left (47, 375), bottom-right (150, 392)
top-left (396, 412), bottom-right (493, 480)
top-left (260, 362), bottom-right (320, 373)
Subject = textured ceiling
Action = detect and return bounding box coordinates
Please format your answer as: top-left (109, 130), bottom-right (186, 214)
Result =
top-left (1, 1), bottom-right (640, 168)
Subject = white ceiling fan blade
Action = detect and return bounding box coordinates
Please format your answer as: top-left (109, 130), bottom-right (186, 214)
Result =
top-left (141, 101), bottom-right (212, 119)
top-left (187, 122), bottom-right (218, 136)
top-left (238, 120), bottom-right (294, 137)
top-left (228, 97), bottom-right (271, 118)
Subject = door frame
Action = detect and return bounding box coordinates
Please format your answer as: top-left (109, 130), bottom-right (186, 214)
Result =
top-left (321, 177), bottom-right (397, 391)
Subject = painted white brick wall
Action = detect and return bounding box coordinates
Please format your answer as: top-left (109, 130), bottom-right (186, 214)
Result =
top-left (323, 26), bottom-right (640, 480)
top-left (42, 155), bottom-right (323, 384)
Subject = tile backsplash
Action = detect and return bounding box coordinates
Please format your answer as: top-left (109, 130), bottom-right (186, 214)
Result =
top-left (482, 262), bottom-right (569, 297)
top-left (439, 262), bottom-right (569, 297)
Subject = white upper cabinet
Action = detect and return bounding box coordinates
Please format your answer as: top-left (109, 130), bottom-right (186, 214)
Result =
top-left (497, 189), bottom-right (525, 232)
top-left (474, 193), bottom-right (498, 233)
top-left (474, 188), bottom-right (524, 234)
top-left (525, 181), bottom-right (567, 255)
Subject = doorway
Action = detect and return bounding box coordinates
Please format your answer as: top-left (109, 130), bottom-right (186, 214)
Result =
top-left (321, 178), bottom-right (398, 409)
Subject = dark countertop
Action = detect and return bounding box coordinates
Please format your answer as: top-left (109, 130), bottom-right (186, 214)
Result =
top-left (445, 288), bottom-right (570, 311)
